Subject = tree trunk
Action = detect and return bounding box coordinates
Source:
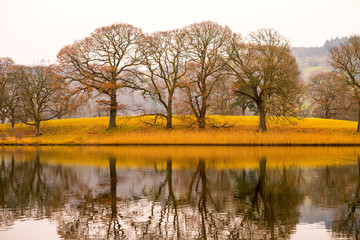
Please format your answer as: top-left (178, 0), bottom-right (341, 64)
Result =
top-left (241, 103), bottom-right (247, 116)
top-left (258, 102), bottom-right (267, 132)
top-left (166, 102), bottom-right (173, 129)
top-left (108, 93), bottom-right (117, 129)
top-left (357, 102), bottom-right (360, 133)
top-left (166, 114), bottom-right (173, 129)
top-left (325, 104), bottom-right (330, 119)
top-left (298, 105), bottom-right (302, 117)
top-left (197, 116), bottom-right (206, 129)
top-left (35, 120), bottom-right (41, 137)
top-left (198, 91), bottom-right (207, 129)
top-left (358, 156), bottom-right (360, 179)
top-left (10, 111), bottom-right (15, 132)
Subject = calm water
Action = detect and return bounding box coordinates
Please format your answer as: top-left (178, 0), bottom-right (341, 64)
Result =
top-left (1, 146), bottom-right (360, 239)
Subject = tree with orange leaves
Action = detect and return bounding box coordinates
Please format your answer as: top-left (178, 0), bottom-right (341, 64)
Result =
top-left (57, 23), bottom-right (143, 129)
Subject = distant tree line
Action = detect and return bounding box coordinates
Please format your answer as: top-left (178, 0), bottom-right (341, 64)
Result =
top-left (0, 21), bottom-right (359, 135)
top-left (324, 36), bottom-right (349, 50)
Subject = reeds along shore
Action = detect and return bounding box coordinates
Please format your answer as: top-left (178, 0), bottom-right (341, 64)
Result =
top-left (0, 116), bottom-right (359, 145)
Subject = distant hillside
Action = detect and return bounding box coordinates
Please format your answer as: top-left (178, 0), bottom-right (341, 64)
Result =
top-left (292, 37), bottom-right (348, 81)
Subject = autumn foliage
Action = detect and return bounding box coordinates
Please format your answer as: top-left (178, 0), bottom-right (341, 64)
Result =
top-left (57, 23), bottom-right (143, 129)
top-left (1, 21), bottom-right (360, 138)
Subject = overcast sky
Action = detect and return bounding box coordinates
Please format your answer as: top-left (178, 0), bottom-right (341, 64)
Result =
top-left (1, 0), bottom-right (359, 64)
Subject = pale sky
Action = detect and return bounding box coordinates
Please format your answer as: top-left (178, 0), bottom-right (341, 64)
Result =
top-left (1, 0), bottom-right (359, 64)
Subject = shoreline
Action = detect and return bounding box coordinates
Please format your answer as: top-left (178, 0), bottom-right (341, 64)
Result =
top-left (1, 116), bottom-right (360, 146)
top-left (2, 143), bottom-right (360, 147)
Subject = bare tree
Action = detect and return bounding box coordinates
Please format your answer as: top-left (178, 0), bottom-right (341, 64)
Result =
top-left (57, 23), bottom-right (143, 129)
top-left (208, 76), bottom-right (236, 115)
top-left (136, 30), bottom-right (188, 129)
top-left (8, 65), bottom-right (71, 136)
top-left (228, 29), bottom-right (300, 132)
top-left (308, 72), bottom-right (349, 119)
top-left (293, 81), bottom-right (309, 117)
top-left (0, 57), bottom-right (18, 129)
top-left (181, 21), bottom-right (232, 129)
top-left (2, 79), bottom-right (20, 132)
top-left (329, 35), bottom-right (360, 132)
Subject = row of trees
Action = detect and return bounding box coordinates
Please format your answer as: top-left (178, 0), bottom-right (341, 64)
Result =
top-left (56, 22), bottom-right (301, 132)
top-left (0, 21), bottom-right (359, 135)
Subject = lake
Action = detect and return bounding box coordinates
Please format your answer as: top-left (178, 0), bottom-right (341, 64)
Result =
top-left (0, 146), bottom-right (360, 239)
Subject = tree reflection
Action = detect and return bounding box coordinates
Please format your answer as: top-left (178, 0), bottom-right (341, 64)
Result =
top-left (4, 147), bottom-right (360, 239)
top-left (188, 159), bottom-right (212, 239)
top-left (149, 158), bottom-right (181, 238)
top-left (231, 157), bottom-right (303, 239)
top-left (55, 155), bottom-right (127, 239)
top-left (332, 157), bottom-right (360, 239)
top-left (161, 159), bottom-right (180, 238)
top-left (0, 152), bottom-right (305, 239)
top-left (0, 148), bottom-right (79, 230)
top-left (131, 158), bottom-right (236, 239)
top-left (101, 155), bottom-right (125, 238)
top-left (107, 155), bottom-right (124, 238)
top-left (185, 158), bottom-right (240, 239)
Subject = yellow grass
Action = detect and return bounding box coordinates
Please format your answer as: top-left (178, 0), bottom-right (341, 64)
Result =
top-left (0, 115), bottom-right (360, 145)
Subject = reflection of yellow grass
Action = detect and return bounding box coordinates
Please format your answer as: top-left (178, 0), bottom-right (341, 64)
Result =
top-left (2, 146), bottom-right (360, 169)
top-left (0, 116), bottom-right (359, 145)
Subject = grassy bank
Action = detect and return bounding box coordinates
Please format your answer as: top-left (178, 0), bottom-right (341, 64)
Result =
top-left (0, 115), bottom-right (359, 145)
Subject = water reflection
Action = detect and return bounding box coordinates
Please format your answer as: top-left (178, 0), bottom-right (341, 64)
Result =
top-left (230, 157), bottom-right (303, 239)
top-left (331, 158), bottom-right (360, 239)
top-left (0, 146), bottom-right (360, 239)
